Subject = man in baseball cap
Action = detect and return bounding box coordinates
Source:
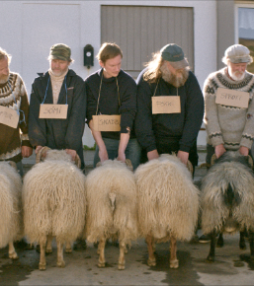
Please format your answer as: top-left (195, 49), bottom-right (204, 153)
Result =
top-left (29, 43), bottom-right (86, 171)
top-left (135, 43), bottom-right (204, 168)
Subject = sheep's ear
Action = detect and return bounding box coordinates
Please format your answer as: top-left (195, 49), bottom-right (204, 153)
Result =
top-left (74, 154), bottom-right (81, 169)
top-left (125, 159), bottom-right (133, 171)
top-left (211, 154), bottom-right (217, 166)
top-left (36, 146), bottom-right (51, 163)
top-left (186, 160), bottom-right (193, 175)
top-left (8, 161), bottom-right (17, 170)
top-left (247, 155), bottom-right (253, 168)
top-left (96, 162), bottom-right (102, 168)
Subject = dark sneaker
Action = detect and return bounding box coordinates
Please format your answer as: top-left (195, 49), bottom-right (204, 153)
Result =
top-left (199, 234), bottom-right (210, 243)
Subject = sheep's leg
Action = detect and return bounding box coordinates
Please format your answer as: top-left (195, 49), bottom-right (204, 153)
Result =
top-left (217, 232), bottom-right (224, 248)
top-left (98, 237), bottom-right (106, 267)
top-left (207, 230), bottom-right (216, 262)
top-left (169, 236), bottom-right (179, 268)
top-left (118, 241), bottom-right (126, 270)
top-left (239, 231), bottom-right (246, 250)
top-left (46, 235), bottom-right (53, 254)
top-left (65, 241), bottom-right (72, 253)
top-left (146, 235), bottom-right (156, 266)
top-left (8, 242), bottom-right (18, 260)
top-left (248, 230), bottom-right (254, 261)
top-left (39, 236), bottom-right (47, 270)
top-left (56, 238), bottom-right (65, 268)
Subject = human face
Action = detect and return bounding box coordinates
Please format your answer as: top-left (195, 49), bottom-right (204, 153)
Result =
top-left (227, 62), bottom-right (247, 81)
top-left (99, 54), bottom-right (122, 78)
top-left (162, 61), bottom-right (189, 87)
top-left (0, 56), bottom-right (9, 84)
top-left (50, 59), bottom-right (70, 76)
top-left (166, 61), bottom-right (184, 78)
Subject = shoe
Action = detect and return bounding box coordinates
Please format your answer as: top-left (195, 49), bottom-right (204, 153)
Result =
top-left (199, 234), bottom-right (210, 243)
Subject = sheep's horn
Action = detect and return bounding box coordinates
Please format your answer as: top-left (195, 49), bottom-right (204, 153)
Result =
top-left (247, 155), bottom-right (253, 168)
top-left (8, 161), bottom-right (17, 170)
top-left (74, 154), bottom-right (81, 169)
top-left (36, 146), bottom-right (51, 163)
top-left (186, 160), bottom-right (193, 175)
top-left (211, 153), bottom-right (217, 166)
top-left (125, 159), bottom-right (133, 171)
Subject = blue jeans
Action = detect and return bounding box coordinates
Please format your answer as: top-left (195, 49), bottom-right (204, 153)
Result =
top-left (94, 137), bottom-right (141, 170)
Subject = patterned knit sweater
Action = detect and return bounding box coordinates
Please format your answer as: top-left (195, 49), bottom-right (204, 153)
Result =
top-left (0, 72), bottom-right (31, 162)
top-left (204, 67), bottom-right (254, 150)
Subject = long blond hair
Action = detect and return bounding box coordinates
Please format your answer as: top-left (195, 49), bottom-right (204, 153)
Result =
top-left (143, 52), bottom-right (164, 83)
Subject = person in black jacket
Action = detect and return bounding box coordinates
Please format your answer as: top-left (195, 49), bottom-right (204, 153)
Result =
top-left (85, 42), bottom-right (141, 169)
top-left (135, 43), bottom-right (204, 169)
top-left (29, 43), bottom-right (86, 171)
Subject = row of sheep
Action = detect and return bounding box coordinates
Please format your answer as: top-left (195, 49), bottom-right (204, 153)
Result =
top-left (1, 148), bottom-right (254, 271)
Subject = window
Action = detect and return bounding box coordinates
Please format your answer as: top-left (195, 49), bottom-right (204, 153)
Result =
top-left (238, 7), bottom-right (254, 73)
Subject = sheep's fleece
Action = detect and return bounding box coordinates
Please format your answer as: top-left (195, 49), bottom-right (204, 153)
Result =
top-left (201, 152), bottom-right (254, 234)
top-left (0, 162), bottom-right (23, 248)
top-left (135, 154), bottom-right (200, 241)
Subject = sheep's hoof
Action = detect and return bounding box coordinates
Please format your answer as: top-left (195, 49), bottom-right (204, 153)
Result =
top-left (98, 261), bottom-right (105, 268)
top-left (170, 259), bottom-right (179, 269)
top-left (118, 263), bottom-right (125, 270)
top-left (9, 251), bottom-right (18, 260)
top-left (65, 247), bottom-right (72, 253)
top-left (57, 261), bottom-right (65, 268)
top-left (39, 262), bottom-right (46, 270)
top-left (206, 255), bottom-right (215, 262)
top-left (46, 248), bottom-right (53, 254)
top-left (147, 258), bottom-right (156, 266)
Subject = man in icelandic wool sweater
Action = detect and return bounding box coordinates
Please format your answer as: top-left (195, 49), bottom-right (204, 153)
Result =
top-left (0, 47), bottom-right (33, 176)
top-left (204, 44), bottom-right (254, 164)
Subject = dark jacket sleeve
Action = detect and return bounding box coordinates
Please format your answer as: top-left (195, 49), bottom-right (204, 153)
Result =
top-left (135, 73), bottom-right (157, 152)
top-left (179, 72), bottom-right (204, 152)
top-left (28, 80), bottom-right (48, 147)
top-left (19, 76), bottom-right (32, 148)
top-left (86, 81), bottom-right (97, 125)
top-left (119, 76), bottom-right (137, 133)
top-left (65, 79), bottom-right (86, 150)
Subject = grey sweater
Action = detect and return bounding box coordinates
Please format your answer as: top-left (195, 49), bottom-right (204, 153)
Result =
top-left (204, 67), bottom-right (254, 149)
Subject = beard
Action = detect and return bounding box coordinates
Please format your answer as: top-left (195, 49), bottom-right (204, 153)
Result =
top-left (0, 73), bottom-right (9, 84)
top-left (160, 62), bottom-right (189, 87)
top-left (228, 67), bottom-right (245, 81)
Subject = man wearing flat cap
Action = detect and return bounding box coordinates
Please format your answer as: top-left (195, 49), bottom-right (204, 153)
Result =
top-left (204, 44), bottom-right (254, 163)
top-left (29, 43), bottom-right (86, 170)
top-left (135, 43), bottom-right (204, 168)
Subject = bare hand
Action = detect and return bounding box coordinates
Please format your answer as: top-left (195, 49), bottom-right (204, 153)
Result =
top-left (117, 151), bottom-right (126, 162)
top-left (21, 146), bottom-right (33, 158)
top-left (215, 144), bottom-right (226, 158)
top-left (147, 150), bottom-right (159, 161)
top-left (177, 150), bottom-right (189, 165)
top-left (65, 149), bottom-right (77, 161)
top-left (99, 148), bottom-right (108, 162)
top-left (35, 145), bottom-right (43, 154)
top-left (239, 146), bottom-right (249, 156)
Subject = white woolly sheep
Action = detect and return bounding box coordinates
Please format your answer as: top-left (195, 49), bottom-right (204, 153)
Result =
top-left (0, 161), bottom-right (23, 259)
top-left (22, 147), bottom-right (86, 270)
top-left (85, 159), bottom-right (139, 270)
top-left (201, 151), bottom-right (254, 261)
top-left (135, 154), bottom-right (199, 269)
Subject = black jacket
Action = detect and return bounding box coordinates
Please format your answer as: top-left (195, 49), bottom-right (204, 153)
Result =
top-left (85, 69), bottom-right (137, 140)
top-left (28, 69), bottom-right (86, 168)
top-left (135, 69), bottom-right (204, 153)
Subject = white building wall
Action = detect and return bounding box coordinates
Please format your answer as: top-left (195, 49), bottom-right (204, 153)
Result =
top-left (0, 0), bottom-right (217, 147)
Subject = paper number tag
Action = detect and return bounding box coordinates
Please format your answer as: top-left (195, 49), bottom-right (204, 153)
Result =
top-left (0, 105), bottom-right (19, 128)
top-left (93, 115), bottom-right (121, 132)
top-left (39, 104), bottom-right (68, 119)
top-left (152, 96), bottom-right (181, 114)
top-left (216, 88), bottom-right (249, 108)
